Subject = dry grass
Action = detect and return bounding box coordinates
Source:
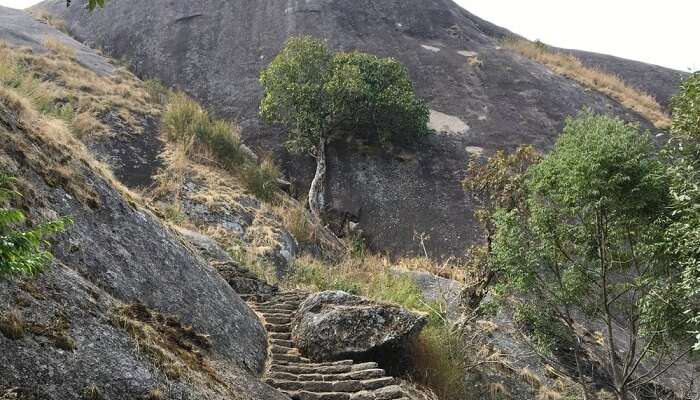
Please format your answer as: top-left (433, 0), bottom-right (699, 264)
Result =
top-left (146, 388), bottom-right (165, 400)
top-left (0, 310), bottom-right (25, 339)
top-left (396, 256), bottom-right (468, 283)
top-left (0, 41), bottom-right (158, 140)
top-left (519, 367), bottom-right (543, 388)
top-left (0, 72), bottom-right (144, 210)
top-left (488, 382), bottom-right (512, 400)
top-left (42, 38), bottom-right (76, 60)
top-left (503, 38), bottom-right (671, 129)
top-left (277, 200), bottom-right (314, 244)
top-left (535, 386), bottom-right (563, 400)
top-left (81, 385), bottom-right (102, 400)
top-left (110, 303), bottom-right (215, 382)
top-left (29, 8), bottom-right (68, 34)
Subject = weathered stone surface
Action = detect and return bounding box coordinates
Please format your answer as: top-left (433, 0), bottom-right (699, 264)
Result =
top-left (37, 0), bottom-right (683, 258)
top-left (291, 291), bottom-right (428, 361)
top-left (391, 268), bottom-right (463, 321)
top-left (0, 60), bottom-right (285, 400)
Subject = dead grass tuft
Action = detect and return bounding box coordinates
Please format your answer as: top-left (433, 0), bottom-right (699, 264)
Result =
top-left (488, 382), bottom-right (512, 400)
top-left (519, 367), bottom-right (542, 388)
top-left (0, 310), bottom-right (25, 339)
top-left (535, 386), bottom-right (563, 400)
top-left (145, 388), bottom-right (166, 400)
top-left (0, 40), bottom-right (159, 141)
top-left (503, 38), bottom-right (671, 129)
top-left (42, 38), bottom-right (75, 60)
top-left (110, 303), bottom-right (215, 382)
top-left (81, 385), bottom-right (102, 400)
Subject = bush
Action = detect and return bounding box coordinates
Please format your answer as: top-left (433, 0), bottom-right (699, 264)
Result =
top-left (240, 157), bottom-right (280, 202)
top-left (0, 175), bottom-right (71, 276)
top-left (162, 92), bottom-right (247, 169)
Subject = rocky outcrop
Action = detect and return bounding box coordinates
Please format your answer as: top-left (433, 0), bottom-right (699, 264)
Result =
top-left (37, 0), bottom-right (684, 258)
top-left (249, 291), bottom-right (415, 400)
top-left (0, 58), bottom-right (284, 400)
top-left (291, 291), bottom-right (428, 362)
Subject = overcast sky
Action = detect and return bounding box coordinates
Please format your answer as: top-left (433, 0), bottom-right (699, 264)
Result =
top-left (1, 0), bottom-right (697, 72)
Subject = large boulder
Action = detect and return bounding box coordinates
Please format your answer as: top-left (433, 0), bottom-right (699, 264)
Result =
top-left (291, 291), bottom-right (428, 361)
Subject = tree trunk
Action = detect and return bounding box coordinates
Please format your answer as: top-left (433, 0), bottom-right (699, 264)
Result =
top-left (308, 139), bottom-right (326, 221)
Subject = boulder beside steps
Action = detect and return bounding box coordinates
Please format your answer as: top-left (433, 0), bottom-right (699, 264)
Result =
top-left (248, 291), bottom-right (411, 400)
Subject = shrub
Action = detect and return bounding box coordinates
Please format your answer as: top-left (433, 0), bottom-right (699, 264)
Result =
top-left (162, 92), bottom-right (247, 169)
top-left (283, 202), bottom-right (314, 244)
top-left (0, 310), bottom-right (25, 339)
top-left (0, 175), bottom-right (71, 276)
top-left (411, 325), bottom-right (469, 400)
top-left (240, 157), bottom-right (280, 202)
top-left (143, 79), bottom-right (170, 106)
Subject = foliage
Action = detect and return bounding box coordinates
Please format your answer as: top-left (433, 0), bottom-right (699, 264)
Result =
top-left (0, 175), bottom-right (71, 276)
top-left (240, 157), bottom-right (281, 202)
top-left (666, 72), bottom-right (700, 349)
top-left (162, 92), bottom-right (247, 169)
top-left (259, 36), bottom-right (429, 153)
top-left (488, 112), bottom-right (690, 399)
top-left (671, 72), bottom-right (700, 140)
top-left (259, 36), bottom-right (429, 217)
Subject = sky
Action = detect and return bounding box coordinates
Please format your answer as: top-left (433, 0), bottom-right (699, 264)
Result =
top-left (1, 0), bottom-right (697, 72)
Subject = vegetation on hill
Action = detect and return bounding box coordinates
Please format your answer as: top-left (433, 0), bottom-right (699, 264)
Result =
top-left (504, 38), bottom-right (672, 129)
top-left (465, 86), bottom-right (700, 398)
top-left (259, 36), bottom-right (430, 220)
top-left (0, 175), bottom-right (71, 276)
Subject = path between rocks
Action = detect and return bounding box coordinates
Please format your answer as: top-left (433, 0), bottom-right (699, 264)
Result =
top-left (243, 291), bottom-right (411, 400)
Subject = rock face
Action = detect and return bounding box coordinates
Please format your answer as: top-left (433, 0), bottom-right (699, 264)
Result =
top-left (0, 50), bottom-right (284, 400)
top-left (291, 291), bottom-right (428, 362)
top-left (38, 0), bottom-right (685, 258)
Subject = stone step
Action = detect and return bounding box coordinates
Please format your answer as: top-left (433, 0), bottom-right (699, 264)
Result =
top-left (272, 353), bottom-right (310, 363)
top-left (270, 339), bottom-right (294, 347)
top-left (269, 368), bottom-right (385, 382)
top-left (275, 360), bottom-right (355, 367)
top-left (367, 385), bottom-right (405, 400)
top-left (267, 377), bottom-right (395, 393)
top-left (265, 323), bottom-right (292, 333)
top-left (270, 332), bottom-right (292, 340)
top-left (255, 300), bottom-right (301, 309)
top-left (256, 307), bottom-right (298, 314)
top-left (270, 362), bottom-right (378, 375)
top-left (270, 344), bottom-right (298, 355)
top-left (282, 391), bottom-right (350, 400)
top-left (266, 316), bottom-right (292, 325)
top-left (262, 312), bottom-right (295, 319)
top-left (255, 303), bottom-right (299, 311)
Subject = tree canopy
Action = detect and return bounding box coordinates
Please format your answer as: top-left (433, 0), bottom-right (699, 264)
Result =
top-left (259, 36), bottom-right (429, 219)
top-left (473, 112), bottom-right (692, 400)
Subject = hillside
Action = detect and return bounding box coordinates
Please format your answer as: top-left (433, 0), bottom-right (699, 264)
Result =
top-left (36, 0), bottom-right (687, 258)
top-left (1, 3), bottom-right (697, 400)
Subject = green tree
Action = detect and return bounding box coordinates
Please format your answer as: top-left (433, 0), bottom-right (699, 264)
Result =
top-left (0, 175), bottom-right (71, 276)
top-left (489, 112), bottom-right (692, 400)
top-left (461, 145), bottom-right (540, 310)
top-left (259, 36), bottom-right (429, 220)
top-left (666, 72), bottom-right (700, 349)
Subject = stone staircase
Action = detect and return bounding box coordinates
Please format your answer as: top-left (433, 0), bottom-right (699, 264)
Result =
top-left (246, 291), bottom-right (410, 400)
